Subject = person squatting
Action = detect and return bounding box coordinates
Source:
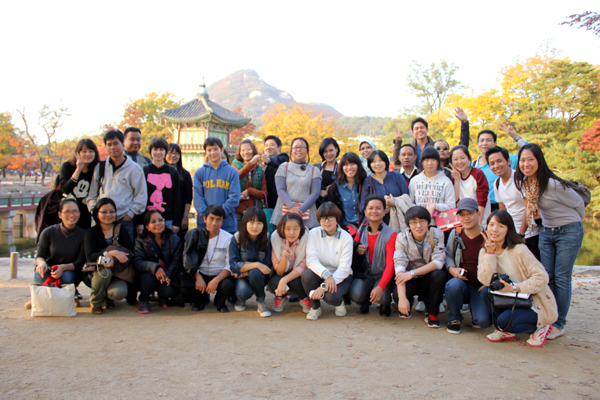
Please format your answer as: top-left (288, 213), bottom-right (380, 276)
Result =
top-left (31, 111), bottom-right (587, 349)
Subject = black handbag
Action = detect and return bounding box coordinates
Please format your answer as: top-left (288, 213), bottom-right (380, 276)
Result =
top-left (490, 291), bottom-right (533, 332)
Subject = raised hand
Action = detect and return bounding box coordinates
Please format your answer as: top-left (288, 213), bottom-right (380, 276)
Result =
top-left (395, 128), bottom-right (403, 142)
top-left (481, 231), bottom-right (496, 254)
top-left (445, 163), bottom-right (462, 181)
top-left (454, 107), bottom-right (468, 123)
top-left (499, 122), bottom-right (518, 140)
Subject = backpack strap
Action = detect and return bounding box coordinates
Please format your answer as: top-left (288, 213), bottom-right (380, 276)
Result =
top-left (429, 228), bottom-right (435, 251)
top-left (112, 224), bottom-right (121, 244)
top-left (495, 177), bottom-right (501, 191)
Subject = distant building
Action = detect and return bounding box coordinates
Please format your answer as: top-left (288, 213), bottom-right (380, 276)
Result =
top-left (159, 82), bottom-right (251, 172)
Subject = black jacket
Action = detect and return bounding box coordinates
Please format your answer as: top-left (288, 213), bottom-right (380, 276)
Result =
top-left (264, 152), bottom-right (289, 209)
top-left (133, 230), bottom-right (182, 279)
top-left (84, 223), bottom-right (134, 264)
top-left (180, 227), bottom-right (211, 287)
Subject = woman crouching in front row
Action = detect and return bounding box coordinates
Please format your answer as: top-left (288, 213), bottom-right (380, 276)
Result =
top-left (133, 210), bottom-right (182, 314)
top-left (479, 210), bottom-right (558, 347)
top-left (302, 202), bottom-right (354, 320)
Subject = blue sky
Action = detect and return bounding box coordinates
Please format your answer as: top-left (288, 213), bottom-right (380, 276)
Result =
top-left (1, 0), bottom-right (599, 139)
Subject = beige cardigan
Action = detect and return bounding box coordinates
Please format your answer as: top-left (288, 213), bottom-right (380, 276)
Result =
top-left (478, 244), bottom-right (558, 327)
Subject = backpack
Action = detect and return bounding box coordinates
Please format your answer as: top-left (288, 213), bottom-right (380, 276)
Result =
top-left (34, 176), bottom-right (63, 243)
top-left (563, 180), bottom-right (591, 207)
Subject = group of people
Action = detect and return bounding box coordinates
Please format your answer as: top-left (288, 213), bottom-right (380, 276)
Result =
top-left (29, 108), bottom-right (586, 349)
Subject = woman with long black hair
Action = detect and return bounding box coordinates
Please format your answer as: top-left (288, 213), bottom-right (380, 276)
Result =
top-left (479, 210), bottom-right (558, 347)
top-left (514, 143), bottom-right (585, 340)
top-left (315, 137), bottom-right (340, 209)
top-left (326, 152), bottom-right (367, 230)
top-left (58, 138), bottom-right (100, 229)
top-left (166, 143), bottom-right (193, 240)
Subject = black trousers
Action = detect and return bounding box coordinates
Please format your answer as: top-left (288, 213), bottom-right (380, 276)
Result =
top-left (301, 269), bottom-right (353, 309)
top-left (393, 269), bottom-right (448, 316)
top-left (268, 273), bottom-right (308, 299)
top-left (525, 234), bottom-right (541, 262)
top-left (179, 273), bottom-right (236, 307)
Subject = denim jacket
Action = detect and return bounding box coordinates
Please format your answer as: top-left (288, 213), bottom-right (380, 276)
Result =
top-left (229, 232), bottom-right (272, 275)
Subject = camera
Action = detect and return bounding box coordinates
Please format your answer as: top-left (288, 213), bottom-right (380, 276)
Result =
top-left (97, 255), bottom-right (111, 266)
top-left (489, 273), bottom-right (512, 291)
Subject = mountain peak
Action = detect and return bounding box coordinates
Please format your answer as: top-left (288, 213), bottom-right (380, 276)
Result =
top-left (207, 70), bottom-right (340, 123)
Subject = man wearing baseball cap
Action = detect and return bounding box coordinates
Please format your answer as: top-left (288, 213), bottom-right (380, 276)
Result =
top-left (444, 198), bottom-right (492, 334)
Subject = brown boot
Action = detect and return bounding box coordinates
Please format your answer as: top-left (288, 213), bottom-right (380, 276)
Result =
top-left (24, 300), bottom-right (32, 310)
top-left (74, 298), bottom-right (81, 308)
top-left (91, 306), bottom-right (104, 314)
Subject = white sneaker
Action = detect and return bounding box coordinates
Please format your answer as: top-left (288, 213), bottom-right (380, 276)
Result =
top-left (306, 308), bottom-right (322, 320)
top-left (546, 326), bottom-right (565, 340)
top-left (526, 325), bottom-right (551, 347)
top-left (415, 301), bottom-right (426, 312)
top-left (460, 304), bottom-right (470, 314)
top-left (257, 302), bottom-right (271, 317)
top-left (439, 303), bottom-right (445, 313)
top-left (335, 303), bottom-right (347, 317)
top-left (234, 299), bottom-right (246, 312)
top-left (486, 329), bottom-right (517, 342)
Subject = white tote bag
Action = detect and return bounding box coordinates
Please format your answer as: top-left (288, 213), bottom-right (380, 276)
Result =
top-left (30, 283), bottom-right (77, 317)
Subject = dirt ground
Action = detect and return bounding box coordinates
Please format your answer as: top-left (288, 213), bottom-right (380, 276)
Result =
top-left (0, 259), bottom-right (599, 400)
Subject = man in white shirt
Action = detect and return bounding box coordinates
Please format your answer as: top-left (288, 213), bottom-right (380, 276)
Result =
top-left (182, 205), bottom-right (236, 312)
top-left (486, 147), bottom-right (541, 260)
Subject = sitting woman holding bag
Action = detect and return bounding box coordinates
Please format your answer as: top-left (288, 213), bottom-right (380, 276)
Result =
top-left (479, 210), bottom-right (558, 348)
top-left (25, 198), bottom-right (86, 309)
top-left (83, 198), bottom-right (133, 314)
top-left (133, 210), bottom-right (182, 314)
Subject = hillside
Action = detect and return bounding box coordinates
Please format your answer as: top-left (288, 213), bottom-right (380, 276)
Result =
top-left (207, 69), bottom-right (342, 124)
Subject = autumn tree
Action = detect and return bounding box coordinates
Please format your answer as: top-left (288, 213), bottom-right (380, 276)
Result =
top-left (407, 60), bottom-right (462, 115)
top-left (580, 120), bottom-right (600, 155)
top-left (561, 11), bottom-right (600, 37)
top-left (8, 129), bottom-right (40, 185)
top-left (0, 112), bottom-right (17, 178)
top-left (115, 92), bottom-right (182, 156)
top-left (230, 108), bottom-right (256, 146)
top-left (257, 104), bottom-right (352, 160)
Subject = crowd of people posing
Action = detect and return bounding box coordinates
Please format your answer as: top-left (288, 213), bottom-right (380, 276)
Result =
top-left (29, 109), bottom-right (586, 349)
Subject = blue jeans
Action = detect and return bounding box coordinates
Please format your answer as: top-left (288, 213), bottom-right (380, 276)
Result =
top-left (539, 221), bottom-right (584, 329)
top-left (481, 287), bottom-right (538, 334)
top-left (349, 276), bottom-right (393, 307)
top-left (116, 218), bottom-right (135, 243)
top-left (445, 278), bottom-right (491, 328)
top-left (236, 269), bottom-right (268, 303)
top-left (34, 269), bottom-right (79, 286)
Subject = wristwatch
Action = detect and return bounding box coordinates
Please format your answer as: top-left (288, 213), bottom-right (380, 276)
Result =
top-left (320, 282), bottom-right (328, 290)
top-left (410, 270), bottom-right (415, 277)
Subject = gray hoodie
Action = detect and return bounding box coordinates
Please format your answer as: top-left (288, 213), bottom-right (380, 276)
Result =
top-left (409, 170), bottom-right (455, 212)
top-left (87, 156), bottom-right (148, 220)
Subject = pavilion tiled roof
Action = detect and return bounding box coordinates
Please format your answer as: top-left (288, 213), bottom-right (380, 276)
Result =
top-left (161, 91), bottom-right (251, 126)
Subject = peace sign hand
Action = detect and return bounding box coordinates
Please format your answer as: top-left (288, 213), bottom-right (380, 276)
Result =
top-left (445, 163), bottom-right (461, 181)
top-left (499, 123), bottom-right (518, 140)
top-left (480, 231), bottom-right (496, 254)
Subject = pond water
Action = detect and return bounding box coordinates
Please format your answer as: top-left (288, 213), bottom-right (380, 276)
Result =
top-left (3, 216), bottom-right (600, 266)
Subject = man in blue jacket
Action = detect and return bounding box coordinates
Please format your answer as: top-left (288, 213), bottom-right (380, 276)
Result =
top-left (193, 137), bottom-right (240, 233)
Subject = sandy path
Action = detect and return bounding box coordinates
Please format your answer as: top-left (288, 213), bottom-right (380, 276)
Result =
top-left (0, 259), bottom-right (599, 399)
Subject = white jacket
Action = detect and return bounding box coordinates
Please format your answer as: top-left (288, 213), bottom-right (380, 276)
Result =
top-left (409, 171), bottom-right (455, 211)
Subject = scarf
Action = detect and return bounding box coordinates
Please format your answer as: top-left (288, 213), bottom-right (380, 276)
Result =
top-left (522, 178), bottom-right (541, 230)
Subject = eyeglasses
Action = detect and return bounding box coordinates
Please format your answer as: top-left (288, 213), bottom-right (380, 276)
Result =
top-left (60, 210), bottom-right (80, 215)
top-left (292, 147), bottom-right (307, 151)
top-left (320, 216), bottom-right (337, 222)
top-left (409, 220), bottom-right (429, 227)
top-left (435, 147), bottom-right (449, 151)
top-left (149, 218), bottom-right (166, 224)
top-left (99, 211), bottom-right (116, 215)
